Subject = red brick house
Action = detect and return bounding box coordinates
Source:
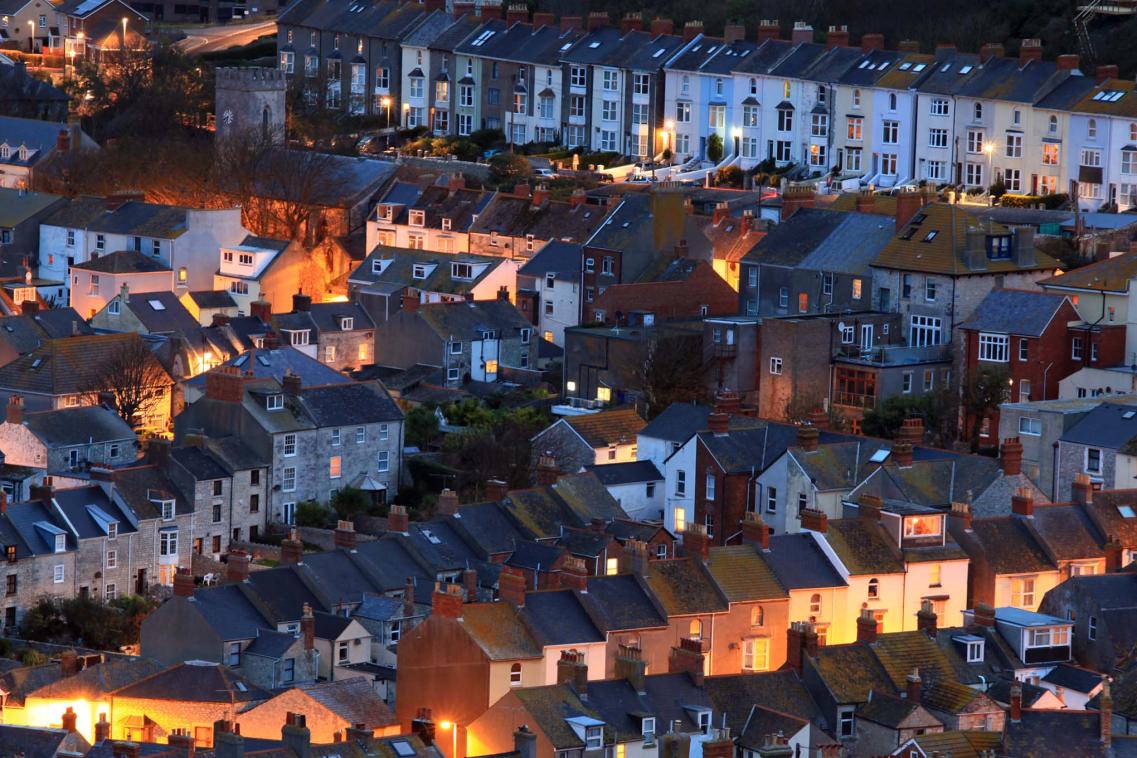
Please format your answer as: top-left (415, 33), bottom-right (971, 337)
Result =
top-left (958, 289), bottom-right (1083, 442)
top-left (590, 259), bottom-right (736, 327)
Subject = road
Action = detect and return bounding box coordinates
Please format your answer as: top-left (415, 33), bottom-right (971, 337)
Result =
top-left (175, 20), bottom-right (277, 54)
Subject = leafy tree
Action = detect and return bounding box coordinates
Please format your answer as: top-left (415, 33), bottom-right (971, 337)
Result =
top-left (405, 405), bottom-right (440, 448)
top-left (487, 153), bottom-right (532, 188)
top-left (20, 595), bottom-right (156, 650)
top-left (862, 395), bottom-right (936, 439)
top-left (294, 500), bottom-right (328, 527)
top-left (706, 134), bottom-right (724, 163)
top-left (331, 487), bottom-right (371, 521)
top-left (470, 128), bottom-right (505, 150)
top-left (440, 405), bottom-right (552, 491)
top-left (716, 165), bottom-right (744, 188)
top-left (963, 367), bottom-right (1011, 450)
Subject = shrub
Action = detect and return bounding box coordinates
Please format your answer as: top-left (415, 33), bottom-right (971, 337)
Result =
top-left (706, 134), bottom-right (724, 163)
top-left (294, 500), bottom-right (329, 527)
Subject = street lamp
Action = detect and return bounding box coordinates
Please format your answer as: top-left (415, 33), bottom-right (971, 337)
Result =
top-left (440, 720), bottom-right (458, 758)
top-left (381, 96), bottom-right (391, 128)
top-left (982, 140), bottom-right (994, 197)
top-left (402, 101), bottom-right (409, 128)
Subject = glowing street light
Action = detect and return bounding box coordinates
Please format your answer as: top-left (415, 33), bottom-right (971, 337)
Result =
top-left (440, 720), bottom-right (458, 758)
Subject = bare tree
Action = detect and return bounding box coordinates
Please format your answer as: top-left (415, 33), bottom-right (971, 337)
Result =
top-left (82, 336), bottom-right (173, 430)
top-left (621, 330), bottom-right (710, 419)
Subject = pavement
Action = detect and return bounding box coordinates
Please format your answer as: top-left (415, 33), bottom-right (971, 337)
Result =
top-left (175, 20), bottom-right (277, 54)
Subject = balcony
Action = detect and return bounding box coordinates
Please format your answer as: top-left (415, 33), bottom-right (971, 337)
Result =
top-left (834, 343), bottom-right (952, 367)
top-left (833, 391), bottom-right (876, 410)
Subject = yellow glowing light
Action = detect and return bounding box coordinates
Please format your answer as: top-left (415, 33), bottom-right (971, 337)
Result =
top-left (440, 720), bottom-right (454, 730)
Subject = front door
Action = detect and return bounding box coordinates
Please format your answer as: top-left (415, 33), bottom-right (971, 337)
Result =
top-left (860, 324), bottom-right (874, 351)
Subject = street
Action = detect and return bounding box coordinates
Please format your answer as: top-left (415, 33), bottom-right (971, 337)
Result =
top-left (175, 19), bottom-right (277, 54)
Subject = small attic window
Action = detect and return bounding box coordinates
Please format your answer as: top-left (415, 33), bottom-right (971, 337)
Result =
top-left (1118, 505), bottom-right (1136, 518)
top-left (1123, 411), bottom-right (1136, 419)
top-left (267, 394), bottom-right (284, 411)
top-left (959, 65), bottom-right (973, 74)
top-left (922, 231), bottom-right (938, 242)
top-left (391, 741), bottom-right (416, 758)
top-left (913, 64), bottom-right (926, 72)
top-left (148, 299), bottom-right (166, 311)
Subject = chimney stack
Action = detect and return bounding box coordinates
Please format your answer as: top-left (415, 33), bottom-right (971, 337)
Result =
top-left (895, 417), bottom-right (925, 445)
top-left (740, 512), bottom-right (769, 549)
top-left (683, 524), bottom-right (709, 561)
top-left (301, 603), bottom-right (315, 649)
top-left (796, 425), bottom-right (820, 453)
top-left (791, 21), bottom-right (813, 45)
top-left (1105, 536), bottom-right (1124, 572)
top-left (532, 11), bottom-right (554, 29)
top-left (861, 33), bottom-right (884, 52)
top-left (282, 713), bottom-right (311, 758)
top-left (499, 565), bottom-right (528, 606)
top-left (895, 188), bottom-right (925, 232)
top-left (681, 21), bottom-right (703, 42)
top-left (505, 3), bottom-right (527, 25)
top-left (620, 13), bottom-right (643, 34)
top-left (437, 488), bottom-right (460, 516)
top-left (587, 11), bottom-right (609, 30)
top-left (1019, 38), bottom-right (1043, 65)
top-left (560, 16), bottom-right (582, 32)
top-left (403, 577), bottom-right (417, 617)
top-left (280, 528), bottom-right (304, 564)
top-left (1011, 487), bottom-right (1034, 518)
top-left (757, 19), bottom-right (779, 42)
top-left (95, 714), bottom-right (110, 743)
top-left (1073, 473), bottom-right (1094, 505)
top-left (723, 23), bottom-right (744, 44)
top-left (6, 395), bottom-right (22, 426)
top-left (614, 644), bottom-right (647, 693)
top-left (556, 649), bottom-right (589, 694)
top-left (173, 569), bottom-right (195, 598)
top-left (61, 706), bottom-right (78, 733)
top-left (856, 608), bottom-right (878, 644)
top-left (1095, 64), bottom-right (1119, 84)
top-left (916, 599), bottom-right (938, 638)
top-left (536, 454), bottom-right (559, 486)
top-left (892, 442), bottom-right (914, 468)
top-left (1001, 437), bottom-right (1024, 476)
top-left (973, 602), bottom-right (996, 628)
top-left (1057, 53), bottom-right (1080, 71)
top-left (291, 293), bottom-right (312, 312)
top-left (1010, 682), bottom-right (1023, 722)
top-left (825, 24), bottom-right (848, 49)
top-left (799, 508), bottom-right (828, 533)
top-left (334, 520), bottom-right (357, 551)
top-left (906, 668), bottom-right (922, 702)
top-left (1101, 679), bottom-right (1113, 749)
top-left (979, 42), bottom-right (1005, 63)
top-left (667, 637), bottom-right (706, 686)
top-left (649, 18), bottom-right (673, 36)
top-left (226, 550), bottom-right (251, 583)
top-left (431, 582), bottom-right (466, 618)
top-left (559, 556), bottom-right (589, 592)
top-left (707, 411), bottom-right (729, 435)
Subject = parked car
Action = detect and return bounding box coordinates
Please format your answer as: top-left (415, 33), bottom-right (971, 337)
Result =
top-left (533, 167), bottom-right (559, 179)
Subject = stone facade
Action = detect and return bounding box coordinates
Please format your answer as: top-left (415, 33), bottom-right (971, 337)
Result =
top-left (215, 68), bottom-right (287, 146)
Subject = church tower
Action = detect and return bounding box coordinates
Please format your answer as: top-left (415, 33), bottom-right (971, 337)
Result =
top-left (215, 67), bottom-right (287, 145)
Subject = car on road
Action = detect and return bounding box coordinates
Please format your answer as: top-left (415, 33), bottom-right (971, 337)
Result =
top-left (483, 148), bottom-right (502, 160)
top-left (533, 167), bottom-right (559, 179)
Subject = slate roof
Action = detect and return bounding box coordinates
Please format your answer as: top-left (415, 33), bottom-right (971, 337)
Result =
top-left (704, 545), bottom-right (787, 602)
top-left (244, 629), bottom-right (300, 659)
top-left (21, 405), bottom-right (135, 446)
top-left (445, 501), bottom-right (527, 556)
top-left (809, 644), bottom-right (893, 703)
top-left (762, 533), bottom-right (846, 590)
top-left (901, 730), bottom-right (1002, 758)
top-left (350, 247), bottom-right (507, 295)
top-left (703, 670), bottom-right (822, 733)
top-left (824, 518), bottom-right (905, 575)
top-left (275, 301), bottom-right (373, 336)
top-left (120, 291), bottom-right (200, 334)
top-left (186, 290), bottom-right (238, 310)
top-left (583, 460), bottom-right (662, 485)
top-left (1041, 663), bottom-right (1103, 693)
top-left (193, 347), bottom-right (351, 391)
top-left (53, 486), bottom-right (138, 541)
top-left (245, 565), bottom-right (330, 622)
top-left (1083, 489), bottom-right (1137, 546)
top-left (170, 445), bottom-right (229, 481)
top-left (797, 211), bottom-right (897, 276)
top-left (0, 187), bottom-right (58, 228)
top-left (505, 539), bottom-right (564, 571)
top-left (0, 116), bottom-right (86, 170)
top-left (645, 559), bottom-right (727, 615)
top-left (502, 473), bottom-right (627, 540)
top-left (0, 333), bottom-right (166, 397)
top-left (83, 201), bottom-right (188, 239)
top-left (639, 402), bottom-right (711, 444)
top-left (459, 602), bottom-right (541, 660)
top-left (1041, 249), bottom-right (1137, 293)
top-left (188, 584), bottom-right (274, 641)
top-left (0, 725), bottom-right (85, 758)
top-left (872, 203), bottom-right (1057, 275)
top-left (298, 678), bottom-right (397, 727)
top-left (517, 240), bottom-right (583, 280)
top-left (26, 656), bottom-right (163, 701)
top-left (0, 664), bottom-right (60, 706)
top-left (1061, 402), bottom-right (1137, 451)
top-left (1003, 709), bottom-right (1131, 757)
top-left (560, 408), bottom-right (645, 448)
top-left (297, 381), bottom-right (403, 426)
top-left (468, 193), bottom-right (610, 243)
top-left (1031, 503), bottom-right (1105, 562)
top-left (957, 289), bottom-right (1073, 337)
top-left (313, 610), bottom-right (353, 640)
top-left (72, 251), bottom-right (169, 274)
top-left (111, 660), bottom-right (268, 702)
top-left (518, 589), bottom-right (603, 646)
top-left (963, 516), bottom-right (1056, 574)
top-left (579, 574), bottom-right (667, 631)
top-left (0, 310), bottom-right (92, 354)
top-left (512, 684), bottom-right (599, 749)
top-left (855, 692), bottom-right (926, 727)
top-left (415, 299), bottom-right (531, 341)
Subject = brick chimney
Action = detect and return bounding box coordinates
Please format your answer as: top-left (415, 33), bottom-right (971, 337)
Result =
top-left (569, 187), bottom-right (587, 208)
top-left (1010, 682), bottom-right (1023, 721)
top-left (1001, 437), bottom-right (1024, 476)
top-left (861, 33), bottom-right (884, 52)
top-left (707, 411), bottom-right (729, 435)
top-left (282, 712), bottom-right (311, 758)
top-left (1106, 536), bottom-right (1124, 572)
top-left (532, 11), bottom-right (554, 29)
top-left (292, 293), bottom-right (312, 312)
top-left (683, 524), bottom-right (709, 561)
top-left (714, 390), bottom-right (741, 415)
top-left (741, 512), bottom-right (769, 549)
top-left (674, 239), bottom-right (690, 258)
top-left (799, 508), bottom-right (827, 533)
top-left (681, 21), bottom-right (703, 42)
top-left (6, 395), bottom-right (22, 426)
top-left (723, 23), bottom-right (744, 44)
top-left (621, 538), bottom-right (650, 576)
top-left (56, 128), bottom-right (70, 153)
top-left (95, 714), bottom-right (110, 743)
top-left (621, 13), bottom-right (643, 34)
top-left (906, 668), bottom-right (922, 702)
top-left (301, 603), bottom-right (315, 649)
top-left (483, 480), bottom-right (509, 502)
top-left (650, 18), bottom-right (673, 36)
top-left (802, 621), bottom-right (819, 658)
top-left (701, 731), bottom-right (733, 758)
top-left (898, 39), bottom-right (920, 52)
top-left (334, 520), bottom-right (357, 550)
top-left (436, 488), bottom-right (460, 516)
top-left (712, 201), bottom-right (730, 225)
top-left (211, 313), bottom-right (231, 327)
top-left (556, 649), bottom-right (589, 694)
top-left (797, 425), bottom-right (820, 453)
top-left (1073, 473), bottom-right (1094, 505)
top-left (499, 565), bottom-right (528, 605)
top-left (1096, 64), bottom-right (1119, 84)
top-left (916, 599), bottom-right (938, 638)
top-left (856, 607), bottom-right (877, 644)
top-left (587, 11), bottom-right (608, 30)
top-left (505, 3), bottom-right (526, 25)
top-left (786, 623), bottom-right (804, 673)
top-left (249, 299), bottom-right (272, 323)
top-left (1011, 487), bottom-right (1034, 518)
top-left (432, 582), bottom-right (465, 618)
top-left (790, 21), bottom-right (813, 45)
top-left (402, 577), bottom-right (418, 618)
top-left (668, 636), bottom-right (706, 686)
top-left (951, 501), bottom-right (973, 531)
top-left (560, 15), bottom-right (582, 32)
top-left (615, 644), bottom-right (647, 693)
top-left (280, 528), bottom-right (304, 565)
top-left (462, 567), bottom-right (477, 601)
top-left (855, 189), bottom-right (875, 214)
top-left (60, 707), bottom-right (77, 734)
top-left (892, 442), bottom-right (913, 468)
top-left (560, 557), bottom-right (589, 591)
top-left (895, 188), bottom-right (925, 232)
top-left (825, 25), bottom-right (848, 49)
top-left (531, 183), bottom-right (550, 207)
top-left (1019, 38), bottom-right (1043, 65)
top-left (226, 550), bottom-right (251, 582)
top-left (1057, 53), bottom-right (1080, 71)
top-left (979, 42), bottom-right (1005, 63)
top-left (173, 569), bottom-right (195, 598)
top-left (973, 602), bottom-right (996, 628)
top-left (205, 367), bottom-right (251, 403)
top-left (60, 649), bottom-right (79, 677)
top-left (536, 454), bottom-right (559, 486)
top-left (388, 504), bottom-right (409, 533)
top-left (896, 417), bottom-right (925, 445)
top-left (780, 184), bottom-right (815, 221)
top-left (757, 19), bottom-right (780, 42)
top-left (282, 371), bottom-right (301, 396)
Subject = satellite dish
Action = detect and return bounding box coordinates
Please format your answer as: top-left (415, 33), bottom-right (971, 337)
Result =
top-left (837, 321), bottom-right (846, 332)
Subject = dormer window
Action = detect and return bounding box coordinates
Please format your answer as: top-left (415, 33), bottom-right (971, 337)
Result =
top-left (340, 317), bottom-right (353, 331)
top-left (107, 522), bottom-right (117, 540)
top-left (409, 210), bottom-right (425, 227)
top-left (412, 264), bottom-right (428, 280)
top-left (441, 218), bottom-right (452, 231)
top-left (903, 515), bottom-right (942, 538)
top-left (585, 726), bottom-right (603, 750)
top-left (966, 639), bottom-right (984, 662)
top-left (160, 500), bottom-right (175, 520)
top-left (267, 394), bottom-right (284, 411)
top-left (288, 330), bottom-right (310, 346)
top-left (54, 534), bottom-right (66, 553)
top-left (641, 717), bottom-right (655, 737)
top-left (452, 262), bottom-right (473, 280)
top-left (0, 144), bottom-right (9, 159)
top-left (987, 235), bottom-right (1012, 260)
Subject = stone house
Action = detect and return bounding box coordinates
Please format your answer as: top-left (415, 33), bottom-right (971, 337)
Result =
top-left (109, 463), bottom-right (197, 589)
top-left (236, 678), bottom-right (397, 743)
top-left (273, 294), bottom-right (376, 371)
top-left (467, 188), bottom-right (610, 261)
top-left (1039, 572), bottom-right (1137, 673)
top-left (530, 408), bottom-right (645, 475)
top-left (0, 401), bottom-right (137, 475)
top-left (313, 611), bottom-right (372, 680)
top-left (89, 288), bottom-right (201, 337)
top-left (368, 178), bottom-right (493, 255)
top-left (174, 369), bottom-right (404, 523)
top-left (1054, 401), bottom-right (1137, 499)
top-left (0, 188), bottom-right (66, 276)
top-left (374, 297), bottom-right (535, 385)
top-left (0, 492), bottom-right (78, 630)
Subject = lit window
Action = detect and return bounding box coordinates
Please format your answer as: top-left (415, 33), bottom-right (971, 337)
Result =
top-left (605, 557), bottom-right (618, 575)
top-left (329, 456), bottom-right (342, 479)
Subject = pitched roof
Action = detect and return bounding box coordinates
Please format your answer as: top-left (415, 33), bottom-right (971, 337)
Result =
top-left (71, 251), bottom-right (169, 274)
top-left (965, 516), bottom-right (1056, 574)
top-left (518, 589), bottom-right (603, 646)
top-left (824, 518), bottom-right (905, 575)
top-left (121, 291), bottom-right (200, 334)
top-left (111, 660), bottom-right (267, 702)
top-left (583, 460), bottom-right (662, 485)
top-left (298, 678), bottom-right (397, 727)
top-left (579, 574), bottom-right (666, 631)
top-left (27, 657), bottom-right (163, 701)
top-left (415, 299), bottom-right (531, 341)
top-left (1061, 402), bottom-right (1137, 451)
top-left (703, 670), bottom-right (821, 732)
top-left (901, 730), bottom-right (1002, 758)
top-left (350, 247), bottom-right (507, 295)
top-left (957, 289), bottom-right (1073, 337)
top-left (638, 402), bottom-right (712, 444)
top-left (21, 405), bottom-right (135, 446)
top-left (762, 533), bottom-right (846, 590)
top-left (561, 408), bottom-right (645, 448)
top-left (0, 333), bottom-right (167, 397)
top-left (1041, 250), bottom-right (1137, 293)
top-left (704, 545), bottom-right (787, 601)
top-left (872, 203), bottom-right (1057, 275)
top-left (644, 559), bottom-right (727, 615)
top-left (459, 602), bottom-right (541, 660)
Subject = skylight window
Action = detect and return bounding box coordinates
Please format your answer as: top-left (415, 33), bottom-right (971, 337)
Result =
top-left (588, 41), bottom-right (601, 48)
top-left (913, 64), bottom-right (927, 72)
top-left (560, 43), bottom-right (572, 51)
top-left (1119, 505), bottom-right (1136, 518)
top-left (940, 63), bottom-right (950, 72)
top-left (922, 231), bottom-right (939, 242)
top-left (869, 448), bottom-right (890, 463)
top-left (148, 299), bottom-right (166, 311)
top-left (391, 741), bottom-right (416, 758)
top-left (859, 60), bottom-right (870, 69)
top-left (1124, 411), bottom-right (1136, 419)
top-left (959, 65), bottom-right (973, 74)
top-left (653, 48), bottom-right (665, 58)
top-left (899, 62), bottom-right (912, 71)
top-left (876, 61), bottom-right (889, 70)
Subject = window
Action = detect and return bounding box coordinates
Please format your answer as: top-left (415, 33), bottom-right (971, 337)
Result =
top-left (1019, 417), bottom-right (1042, 436)
top-left (838, 707), bottom-right (855, 738)
top-left (766, 487), bottom-right (777, 513)
top-left (798, 292), bottom-right (809, 313)
top-left (1089, 616), bottom-right (1097, 640)
top-left (510, 662), bottom-right (522, 685)
top-left (674, 507), bottom-right (686, 532)
top-left (868, 578), bottom-right (879, 599)
top-left (769, 357), bottom-right (782, 375)
top-left (880, 153), bottom-right (898, 176)
top-left (910, 315), bottom-right (941, 346)
top-left (379, 423), bottom-right (389, 441)
top-left (902, 371), bottom-right (913, 394)
top-left (882, 120), bottom-right (899, 144)
top-left (930, 98), bottom-right (949, 116)
top-left (329, 456), bottom-right (342, 479)
top-left (106, 549), bottom-right (116, 569)
top-left (847, 117), bottom-right (862, 141)
top-left (602, 70), bottom-right (618, 91)
top-left (282, 465), bottom-right (297, 493)
top-left (809, 593), bottom-right (822, 615)
top-left (852, 279), bottom-right (862, 300)
top-left (978, 333), bottom-right (1009, 362)
top-left (705, 472), bottom-right (716, 500)
top-left (5, 574), bottom-right (14, 595)
top-left (675, 101), bottom-right (691, 123)
top-left (283, 433), bottom-right (297, 457)
top-left (1011, 577), bottom-right (1036, 608)
top-left (743, 105), bottom-right (758, 127)
top-left (377, 451), bottom-right (390, 472)
top-left (928, 128), bottom-right (948, 148)
top-left (1006, 132), bottom-right (1022, 158)
top-left (1086, 447), bottom-right (1102, 474)
top-left (811, 113), bottom-right (828, 137)
top-left (212, 503), bottom-right (222, 523)
top-left (54, 533), bottom-right (66, 553)
top-left (633, 73), bottom-right (649, 96)
top-left (1019, 379), bottom-right (1031, 403)
top-left (904, 515), bottom-right (942, 538)
top-left (778, 109), bottom-right (793, 132)
top-left (689, 619), bottom-right (702, 640)
top-left (54, 564), bottom-right (65, 583)
top-left (1073, 337), bottom-right (1084, 360)
top-left (585, 726), bottom-right (603, 750)
top-left (570, 65), bottom-right (586, 87)
top-left (161, 501), bottom-right (174, 521)
top-left (95, 234), bottom-right (105, 251)
top-left (1089, 119), bottom-right (1098, 140)
top-left (676, 470), bottom-right (686, 496)
top-left (109, 300), bottom-right (120, 315)
top-left (1082, 148), bottom-right (1102, 167)
top-left (742, 638), bottom-right (769, 671)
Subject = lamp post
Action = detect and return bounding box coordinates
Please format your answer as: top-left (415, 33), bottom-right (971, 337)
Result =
top-left (982, 140), bottom-right (994, 201)
top-left (121, 16), bottom-right (128, 67)
top-left (381, 96), bottom-right (391, 128)
top-left (402, 101), bottom-right (409, 128)
top-left (440, 721), bottom-right (458, 758)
